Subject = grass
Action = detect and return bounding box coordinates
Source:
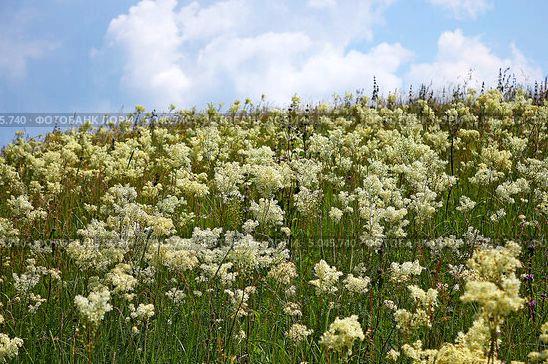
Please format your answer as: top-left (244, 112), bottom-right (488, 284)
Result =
top-left (0, 89), bottom-right (546, 363)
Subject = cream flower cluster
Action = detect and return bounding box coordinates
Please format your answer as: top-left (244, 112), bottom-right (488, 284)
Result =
top-left (320, 315), bottom-right (365, 356)
top-left (309, 260), bottom-right (343, 295)
top-left (74, 285), bottom-right (113, 327)
top-left (286, 323), bottom-right (313, 344)
top-left (0, 333), bottom-right (23, 362)
top-left (390, 260), bottom-right (424, 282)
top-left (400, 242), bottom-right (526, 364)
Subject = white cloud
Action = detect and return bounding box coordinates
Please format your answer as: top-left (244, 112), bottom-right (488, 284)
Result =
top-left (105, 1), bottom-right (542, 108)
top-left (177, 0), bottom-right (248, 41)
top-left (107, 0), bottom-right (190, 106)
top-left (407, 29), bottom-right (542, 89)
top-left (0, 37), bottom-right (56, 79)
top-left (428, 0), bottom-right (492, 19)
top-left (0, 9), bottom-right (57, 80)
top-left (199, 34), bottom-right (411, 103)
top-left (307, 0), bottom-right (337, 9)
top-left (105, 0), bottom-right (404, 107)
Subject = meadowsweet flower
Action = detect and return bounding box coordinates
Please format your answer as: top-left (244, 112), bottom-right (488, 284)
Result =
top-left (130, 303), bottom-right (155, 323)
top-left (309, 260), bottom-right (343, 295)
top-left (343, 274), bottom-right (370, 294)
top-left (152, 236), bottom-right (199, 273)
top-left (329, 207), bottom-right (344, 222)
top-left (495, 178), bottom-right (529, 204)
top-left (489, 209), bottom-right (506, 222)
top-left (294, 187), bottom-right (322, 216)
top-left (225, 286), bottom-right (256, 317)
top-left (386, 349), bottom-right (400, 361)
top-left (12, 259), bottom-right (47, 295)
top-left (283, 302), bottom-right (302, 317)
top-left (320, 315), bottom-right (364, 356)
top-left (401, 340), bottom-right (438, 363)
top-left (390, 260), bottom-right (424, 282)
top-left (268, 261), bottom-right (297, 285)
top-left (281, 226), bottom-right (291, 237)
top-left (384, 300), bottom-right (397, 311)
top-left (74, 285), bottom-right (112, 327)
top-left (28, 293), bottom-right (46, 313)
top-left (165, 288), bottom-right (186, 305)
top-left (286, 323), bottom-right (312, 344)
top-left (425, 236), bottom-right (464, 254)
top-left (456, 196), bottom-right (476, 213)
top-left (0, 333), bottom-right (23, 361)
top-left (394, 285), bottom-right (438, 334)
top-left (527, 321), bottom-right (548, 362)
top-left (214, 162), bottom-right (245, 201)
top-left (248, 164), bottom-right (285, 197)
top-left (461, 242), bottom-right (524, 319)
top-left (106, 263), bottom-right (137, 294)
top-left (250, 198), bottom-right (284, 226)
top-left (199, 262), bottom-right (237, 286)
top-left (242, 219), bottom-right (259, 234)
top-left (0, 218), bottom-right (18, 248)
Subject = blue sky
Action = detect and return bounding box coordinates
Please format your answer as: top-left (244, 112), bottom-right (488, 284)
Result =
top-left (0, 0), bottom-right (546, 144)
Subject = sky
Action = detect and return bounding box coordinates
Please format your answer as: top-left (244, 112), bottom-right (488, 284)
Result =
top-left (0, 0), bottom-right (546, 144)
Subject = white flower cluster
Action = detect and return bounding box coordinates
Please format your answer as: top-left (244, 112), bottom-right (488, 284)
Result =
top-left (343, 274), bottom-right (371, 294)
top-left (0, 333), bottom-right (23, 362)
top-left (390, 260), bottom-right (424, 282)
top-left (74, 284), bottom-right (113, 327)
top-left (309, 260), bottom-right (343, 295)
top-left (286, 323), bottom-right (312, 344)
top-left (320, 315), bottom-right (365, 356)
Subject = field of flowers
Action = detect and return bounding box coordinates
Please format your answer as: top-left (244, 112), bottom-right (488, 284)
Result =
top-left (0, 89), bottom-right (546, 363)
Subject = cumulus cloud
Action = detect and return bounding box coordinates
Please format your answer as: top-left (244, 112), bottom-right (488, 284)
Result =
top-left (0, 10), bottom-right (57, 80)
top-left (307, 0), bottom-right (337, 9)
top-left (105, 0), bottom-right (406, 107)
top-left (428, 0), bottom-right (492, 19)
top-left (0, 37), bottom-right (56, 79)
top-left (105, 1), bottom-right (541, 108)
top-left (107, 0), bottom-right (190, 106)
top-left (406, 29), bottom-right (543, 89)
top-left (199, 35), bottom-right (411, 102)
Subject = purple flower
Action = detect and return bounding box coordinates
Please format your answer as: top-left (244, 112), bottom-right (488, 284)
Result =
top-left (523, 273), bottom-right (534, 282)
top-left (528, 299), bottom-right (537, 321)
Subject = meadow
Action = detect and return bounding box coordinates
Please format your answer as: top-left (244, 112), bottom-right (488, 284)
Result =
top-left (0, 88), bottom-right (546, 363)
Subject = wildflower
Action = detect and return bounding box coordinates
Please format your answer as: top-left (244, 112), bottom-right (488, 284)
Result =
top-left (461, 241), bottom-right (524, 317)
top-left (106, 263), bottom-right (137, 294)
top-left (242, 219), bottom-right (259, 234)
top-left (329, 207), bottom-right (344, 222)
top-left (74, 285), bottom-right (112, 327)
top-left (527, 321), bottom-right (548, 362)
top-left (489, 209), bottom-right (506, 222)
top-left (309, 260), bottom-right (343, 295)
top-left (250, 198), bottom-right (285, 226)
top-left (283, 302), bottom-right (302, 317)
top-left (286, 323), bottom-right (312, 344)
top-left (456, 196), bottom-right (476, 213)
top-left (320, 315), bottom-right (364, 356)
top-left (268, 261), bottom-right (297, 285)
top-left (294, 187), bottom-right (322, 216)
top-left (386, 349), bottom-right (400, 361)
top-left (281, 226), bottom-right (291, 237)
top-left (165, 288), bottom-right (186, 305)
top-left (343, 274), bottom-right (370, 294)
top-left (130, 303), bottom-right (155, 323)
top-left (225, 286), bottom-right (256, 317)
top-left (0, 333), bottom-right (24, 361)
top-left (390, 260), bottom-right (424, 282)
